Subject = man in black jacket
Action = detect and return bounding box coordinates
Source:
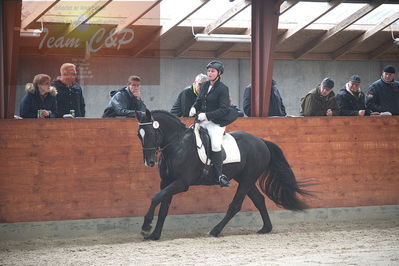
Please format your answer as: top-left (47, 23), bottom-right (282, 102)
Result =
top-left (102, 75), bottom-right (147, 118)
top-left (336, 75), bottom-right (373, 116)
top-left (243, 80), bottom-right (286, 117)
top-left (366, 65), bottom-right (399, 115)
top-left (52, 63), bottom-right (86, 118)
top-left (170, 73), bottom-right (207, 117)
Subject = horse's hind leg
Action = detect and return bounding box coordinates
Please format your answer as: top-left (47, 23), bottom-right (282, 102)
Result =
top-left (209, 183), bottom-right (250, 237)
top-left (247, 185), bottom-right (272, 234)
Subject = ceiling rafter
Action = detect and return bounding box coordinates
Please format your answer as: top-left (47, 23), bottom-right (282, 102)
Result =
top-left (277, 0), bottom-right (344, 45)
top-left (113, 0), bottom-right (162, 35)
top-left (177, 0), bottom-right (249, 57)
top-left (160, 0), bottom-right (210, 36)
top-left (134, 0), bottom-right (210, 58)
top-left (65, 0), bottom-right (112, 35)
top-left (294, 0), bottom-right (386, 59)
top-left (204, 0), bottom-right (250, 34)
top-left (279, 0), bottom-right (300, 15)
top-left (334, 10), bottom-right (399, 59)
top-left (21, 0), bottom-right (60, 30)
top-left (370, 39), bottom-right (396, 59)
top-left (216, 28), bottom-right (250, 57)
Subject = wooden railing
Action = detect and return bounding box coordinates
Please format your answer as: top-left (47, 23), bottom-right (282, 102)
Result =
top-left (0, 117), bottom-right (398, 223)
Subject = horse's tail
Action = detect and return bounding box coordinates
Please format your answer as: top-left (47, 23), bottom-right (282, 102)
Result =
top-left (258, 140), bottom-right (310, 211)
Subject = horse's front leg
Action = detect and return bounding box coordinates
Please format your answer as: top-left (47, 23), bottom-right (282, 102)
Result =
top-left (141, 180), bottom-right (188, 240)
top-left (143, 195), bottom-right (172, 240)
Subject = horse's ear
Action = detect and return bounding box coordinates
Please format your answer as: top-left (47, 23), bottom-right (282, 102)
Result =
top-left (135, 110), bottom-right (144, 121)
top-left (145, 108), bottom-right (152, 121)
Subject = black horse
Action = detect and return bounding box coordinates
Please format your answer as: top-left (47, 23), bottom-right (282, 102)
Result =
top-left (135, 109), bottom-right (309, 240)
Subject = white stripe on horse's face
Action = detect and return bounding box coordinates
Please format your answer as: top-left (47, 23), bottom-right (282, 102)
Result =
top-left (139, 128), bottom-right (145, 141)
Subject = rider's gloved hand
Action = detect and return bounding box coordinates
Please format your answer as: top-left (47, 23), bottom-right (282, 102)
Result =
top-left (189, 107), bottom-right (196, 117)
top-left (198, 113), bottom-right (207, 121)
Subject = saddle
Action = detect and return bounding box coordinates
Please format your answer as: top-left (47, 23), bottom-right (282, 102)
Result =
top-left (192, 123), bottom-right (241, 166)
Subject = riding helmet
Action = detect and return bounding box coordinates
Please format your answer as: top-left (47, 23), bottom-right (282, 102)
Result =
top-left (206, 61), bottom-right (224, 75)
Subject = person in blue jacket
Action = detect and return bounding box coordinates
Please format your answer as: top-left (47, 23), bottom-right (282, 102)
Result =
top-left (366, 65), bottom-right (399, 115)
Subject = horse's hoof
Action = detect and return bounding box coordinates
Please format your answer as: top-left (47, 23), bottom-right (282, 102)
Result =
top-left (144, 233), bottom-right (160, 241)
top-left (141, 229), bottom-right (151, 237)
top-left (209, 229), bottom-right (220, 237)
top-left (257, 226), bottom-right (272, 234)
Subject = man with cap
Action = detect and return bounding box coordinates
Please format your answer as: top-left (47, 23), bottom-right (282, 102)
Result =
top-left (336, 75), bottom-right (374, 116)
top-left (366, 65), bottom-right (399, 115)
top-left (300, 77), bottom-right (339, 116)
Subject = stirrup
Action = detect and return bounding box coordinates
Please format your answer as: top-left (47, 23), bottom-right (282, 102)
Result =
top-left (218, 174), bottom-right (231, 187)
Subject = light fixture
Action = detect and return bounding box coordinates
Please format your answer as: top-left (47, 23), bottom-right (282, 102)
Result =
top-left (20, 19), bottom-right (44, 38)
top-left (20, 29), bottom-right (43, 37)
top-left (194, 33), bottom-right (251, 43)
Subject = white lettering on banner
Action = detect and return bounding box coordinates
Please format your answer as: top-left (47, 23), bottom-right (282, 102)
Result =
top-left (38, 27), bottom-right (135, 55)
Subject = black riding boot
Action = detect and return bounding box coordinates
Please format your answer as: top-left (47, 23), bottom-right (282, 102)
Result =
top-left (211, 151), bottom-right (231, 187)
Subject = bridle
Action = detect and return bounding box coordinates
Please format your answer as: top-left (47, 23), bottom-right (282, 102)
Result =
top-left (138, 121), bottom-right (162, 152)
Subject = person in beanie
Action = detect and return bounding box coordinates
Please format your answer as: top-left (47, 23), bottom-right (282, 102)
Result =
top-left (336, 75), bottom-right (375, 116)
top-left (300, 77), bottom-right (339, 116)
top-left (366, 65), bottom-right (399, 115)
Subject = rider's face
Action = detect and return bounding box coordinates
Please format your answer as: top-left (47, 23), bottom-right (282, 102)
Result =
top-left (207, 68), bottom-right (219, 82)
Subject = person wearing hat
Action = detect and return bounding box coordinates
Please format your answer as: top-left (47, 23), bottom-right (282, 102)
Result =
top-left (300, 77), bottom-right (340, 116)
top-left (189, 61), bottom-right (237, 187)
top-left (366, 65), bottom-right (399, 115)
top-left (336, 75), bottom-right (374, 116)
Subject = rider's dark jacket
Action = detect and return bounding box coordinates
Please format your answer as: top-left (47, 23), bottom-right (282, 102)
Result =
top-left (102, 87), bottom-right (146, 118)
top-left (193, 79), bottom-right (234, 126)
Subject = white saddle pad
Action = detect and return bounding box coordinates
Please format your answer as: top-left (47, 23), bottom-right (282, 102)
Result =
top-left (194, 123), bottom-right (241, 165)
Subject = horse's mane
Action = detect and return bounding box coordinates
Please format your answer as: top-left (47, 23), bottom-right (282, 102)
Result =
top-left (151, 110), bottom-right (187, 129)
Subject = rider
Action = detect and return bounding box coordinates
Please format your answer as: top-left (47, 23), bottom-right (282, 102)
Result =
top-left (189, 61), bottom-right (234, 187)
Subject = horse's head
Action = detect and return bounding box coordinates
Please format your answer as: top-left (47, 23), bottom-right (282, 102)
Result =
top-left (135, 109), bottom-right (161, 167)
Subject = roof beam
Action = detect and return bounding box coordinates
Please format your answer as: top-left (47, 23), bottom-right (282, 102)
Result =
top-left (175, 38), bottom-right (197, 57)
top-left (135, 0), bottom-right (210, 57)
top-left (334, 10), bottom-right (399, 59)
top-left (65, 0), bottom-right (112, 35)
top-left (295, 0), bottom-right (386, 59)
top-left (204, 0), bottom-right (251, 34)
top-left (216, 28), bottom-right (250, 57)
top-left (279, 0), bottom-right (300, 15)
top-left (113, 0), bottom-right (162, 35)
top-left (370, 39), bottom-right (396, 60)
top-left (277, 0), bottom-right (344, 45)
top-left (161, 0), bottom-right (210, 36)
top-left (21, 0), bottom-right (60, 30)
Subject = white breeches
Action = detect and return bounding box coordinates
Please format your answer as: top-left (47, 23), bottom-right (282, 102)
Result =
top-left (199, 120), bottom-right (226, 152)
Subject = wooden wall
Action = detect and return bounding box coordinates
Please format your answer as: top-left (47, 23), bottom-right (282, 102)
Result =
top-left (0, 117), bottom-right (398, 223)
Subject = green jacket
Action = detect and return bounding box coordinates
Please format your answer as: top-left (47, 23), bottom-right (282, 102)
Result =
top-left (300, 87), bottom-right (339, 116)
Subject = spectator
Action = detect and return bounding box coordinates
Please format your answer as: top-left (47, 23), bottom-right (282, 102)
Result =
top-left (300, 77), bottom-right (339, 116)
top-left (243, 80), bottom-right (286, 117)
top-left (52, 63), bottom-right (85, 118)
top-left (102, 75), bottom-right (147, 118)
top-left (366, 65), bottom-right (399, 115)
top-left (170, 73), bottom-right (207, 117)
top-left (336, 75), bottom-right (374, 116)
top-left (19, 74), bottom-right (57, 118)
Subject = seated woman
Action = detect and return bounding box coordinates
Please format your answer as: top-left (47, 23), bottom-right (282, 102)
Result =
top-left (19, 74), bottom-right (57, 118)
